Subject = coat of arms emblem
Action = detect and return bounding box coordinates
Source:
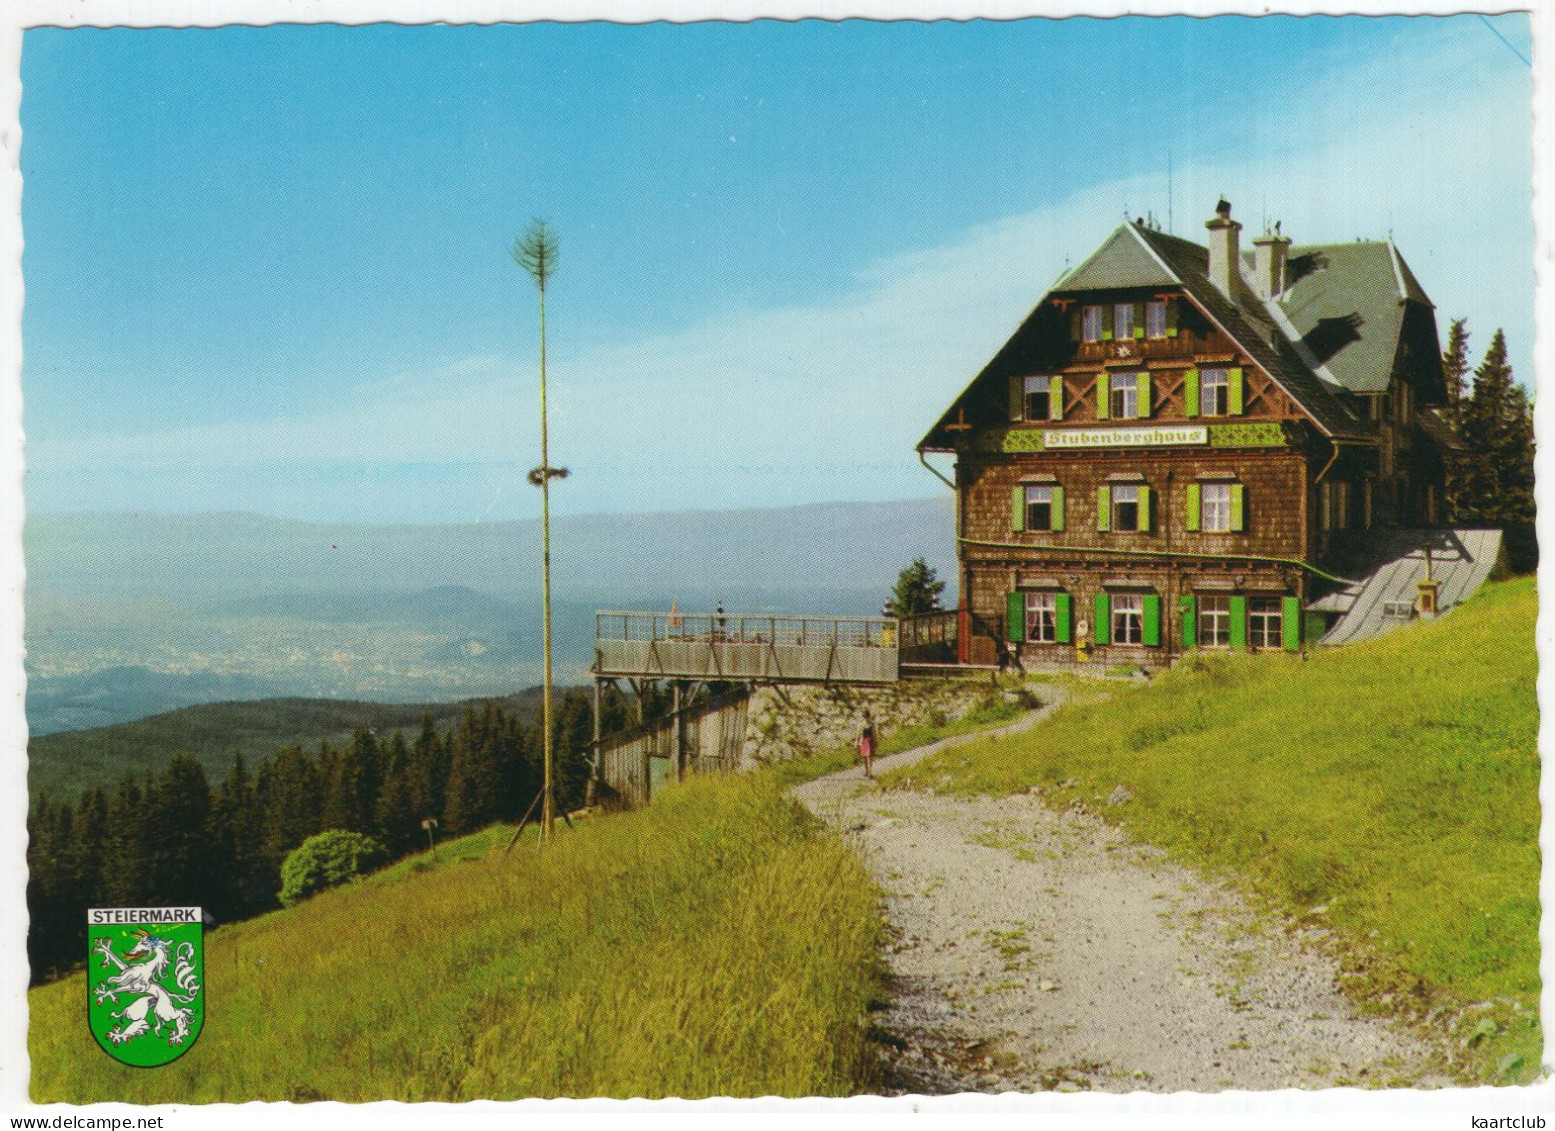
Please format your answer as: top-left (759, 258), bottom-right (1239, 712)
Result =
top-left (86, 907), bottom-right (204, 1066)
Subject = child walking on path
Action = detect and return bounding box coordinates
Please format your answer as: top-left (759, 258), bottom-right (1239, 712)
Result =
top-left (858, 710), bottom-right (876, 778)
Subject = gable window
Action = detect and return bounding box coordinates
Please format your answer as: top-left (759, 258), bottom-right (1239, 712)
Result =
top-left (1111, 594), bottom-right (1144, 645)
top-left (1145, 300), bottom-right (1167, 339)
top-left (1082, 305), bottom-right (1104, 342)
top-left (1198, 595), bottom-right (1231, 647)
top-left (1248, 597), bottom-right (1283, 650)
top-left (1113, 484), bottom-right (1140, 531)
top-left (1025, 486), bottom-right (1053, 530)
top-left (1111, 377), bottom-right (1139, 419)
top-left (1025, 375), bottom-right (1062, 421)
top-left (1012, 483), bottom-right (1065, 532)
top-left (1200, 368), bottom-right (1229, 415)
top-left (1113, 303), bottom-right (1134, 340)
top-left (1025, 592), bottom-right (1058, 643)
top-left (1097, 482), bottom-right (1150, 532)
top-left (1202, 483), bottom-right (1232, 532)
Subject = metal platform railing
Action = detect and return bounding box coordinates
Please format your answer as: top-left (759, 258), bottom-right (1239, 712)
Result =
top-left (593, 610), bottom-right (899, 684)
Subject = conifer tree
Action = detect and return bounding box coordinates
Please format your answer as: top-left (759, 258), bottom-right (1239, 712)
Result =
top-left (443, 707), bottom-right (498, 834)
top-left (1442, 318), bottom-right (1471, 409)
top-left (262, 744), bottom-right (323, 862)
top-left (885, 557), bottom-right (946, 618)
top-left (212, 752), bottom-right (269, 920)
top-left (1454, 329), bottom-right (1537, 571)
top-left (408, 713), bottom-right (448, 824)
top-left (375, 730), bottom-right (418, 856)
top-left (103, 775), bottom-right (149, 907)
top-left (145, 753), bottom-right (214, 905)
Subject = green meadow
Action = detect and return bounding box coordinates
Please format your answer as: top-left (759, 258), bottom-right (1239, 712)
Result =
top-left (30, 771), bottom-right (885, 1102)
top-left (887, 576), bottom-right (1541, 1082)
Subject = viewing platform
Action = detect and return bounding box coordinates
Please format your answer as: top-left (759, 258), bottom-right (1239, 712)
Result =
top-left (593, 610), bottom-right (900, 685)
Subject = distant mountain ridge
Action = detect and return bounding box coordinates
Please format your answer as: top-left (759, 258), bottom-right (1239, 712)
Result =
top-left (26, 497), bottom-right (956, 604)
top-left (29, 688), bottom-right (551, 803)
top-left (25, 497), bottom-right (957, 732)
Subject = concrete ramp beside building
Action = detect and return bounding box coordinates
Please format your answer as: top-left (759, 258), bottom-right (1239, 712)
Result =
top-left (1310, 528), bottom-right (1502, 646)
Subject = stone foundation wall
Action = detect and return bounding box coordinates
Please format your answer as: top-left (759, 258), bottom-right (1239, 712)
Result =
top-left (740, 678), bottom-right (1010, 767)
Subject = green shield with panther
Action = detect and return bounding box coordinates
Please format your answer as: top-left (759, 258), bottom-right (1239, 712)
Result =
top-left (86, 907), bottom-right (205, 1066)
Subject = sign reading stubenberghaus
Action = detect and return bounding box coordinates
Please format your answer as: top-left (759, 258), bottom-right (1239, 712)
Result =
top-left (86, 907), bottom-right (204, 1066)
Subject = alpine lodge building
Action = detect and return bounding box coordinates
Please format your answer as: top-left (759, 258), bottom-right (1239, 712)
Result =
top-left (916, 200), bottom-right (1491, 670)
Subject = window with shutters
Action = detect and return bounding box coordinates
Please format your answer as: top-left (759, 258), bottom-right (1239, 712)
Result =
top-left (1145, 300), bottom-right (1167, 339)
top-left (1198, 594), bottom-right (1231, 647)
top-left (1024, 485), bottom-right (1053, 531)
top-left (1248, 597), bottom-right (1283, 649)
top-left (1025, 592), bottom-right (1058, 643)
top-left (1110, 377), bottom-right (1139, 419)
top-left (1201, 483), bottom-right (1232, 532)
top-left (1200, 368), bottom-right (1229, 415)
top-left (1113, 303), bottom-right (1134, 340)
top-left (1082, 305), bottom-right (1104, 342)
top-left (1112, 484), bottom-right (1140, 531)
top-left (1024, 375), bottom-right (1052, 420)
top-left (1111, 594), bottom-right (1144, 645)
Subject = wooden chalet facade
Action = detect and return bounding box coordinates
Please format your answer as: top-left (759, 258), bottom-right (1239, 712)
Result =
top-left (919, 200), bottom-right (1454, 669)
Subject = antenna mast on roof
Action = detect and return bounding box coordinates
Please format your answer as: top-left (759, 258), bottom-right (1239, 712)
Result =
top-left (1167, 151), bottom-right (1173, 235)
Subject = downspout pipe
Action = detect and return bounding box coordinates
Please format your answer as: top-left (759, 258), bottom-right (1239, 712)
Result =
top-left (918, 448), bottom-right (957, 491)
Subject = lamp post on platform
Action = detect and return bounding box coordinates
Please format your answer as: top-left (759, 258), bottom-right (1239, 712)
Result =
top-left (513, 219), bottom-right (567, 845)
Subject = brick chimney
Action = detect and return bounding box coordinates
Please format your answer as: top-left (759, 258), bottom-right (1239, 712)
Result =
top-left (1252, 221), bottom-right (1293, 301)
top-left (1204, 198), bottom-right (1242, 300)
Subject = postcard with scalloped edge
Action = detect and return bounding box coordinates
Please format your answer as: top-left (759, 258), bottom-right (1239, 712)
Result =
top-left (12, 5), bottom-right (1542, 1110)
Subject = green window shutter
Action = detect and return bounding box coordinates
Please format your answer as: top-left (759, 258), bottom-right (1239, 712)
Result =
top-left (1100, 305), bottom-right (1113, 341)
top-left (1184, 368), bottom-right (1200, 417)
top-left (1049, 375), bottom-right (1064, 421)
top-left (1096, 485), bottom-right (1111, 531)
top-left (1142, 594), bottom-right (1162, 646)
top-left (1135, 372), bottom-right (1151, 419)
top-left (1096, 372), bottom-right (1111, 419)
top-left (1055, 593), bottom-right (1073, 644)
top-left (1094, 593), bottom-right (1111, 645)
top-left (1070, 307), bottom-right (1082, 342)
top-left (1133, 301), bottom-right (1146, 339)
top-left (1229, 367), bottom-right (1245, 415)
top-left (1009, 376), bottom-right (1024, 422)
top-left (1282, 596), bottom-right (1302, 651)
top-left (1185, 482), bottom-right (1201, 531)
top-left (1230, 483), bottom-right (1246, 531)
top-left (1011, 486), bottom-right (1026, 532)
top-left (1180, 595), bottom-right (1198, 649)
top-left (1136, 484), bottom-right (1151, 532)
top-left (1166, 297), bottom-right (1180, 338)
top-left (1006, 592), bottom-right (1025, 643)
top-left (1229, 595), bottom-right (1248, 652)
top-left (1051, 486), bottom-right (1065, 532)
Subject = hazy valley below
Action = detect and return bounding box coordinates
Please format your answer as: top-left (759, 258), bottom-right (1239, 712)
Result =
top-left (24, 497), bottom-right (955, 735)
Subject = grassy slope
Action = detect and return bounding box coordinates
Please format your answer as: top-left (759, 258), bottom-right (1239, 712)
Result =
top-left (886, 577), bottom-right (1541, 1082)
top-left (29, 688), bottom-right (547, 802)
top-left (30, 769), bottom-right (884, 1102)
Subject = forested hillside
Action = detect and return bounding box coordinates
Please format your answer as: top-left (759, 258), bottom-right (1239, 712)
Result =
top-left (25, 683), bottom-right (655, 982)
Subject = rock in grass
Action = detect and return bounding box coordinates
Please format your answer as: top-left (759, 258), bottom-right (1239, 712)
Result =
top-left (1107, 783), bottom-right (1133, 806)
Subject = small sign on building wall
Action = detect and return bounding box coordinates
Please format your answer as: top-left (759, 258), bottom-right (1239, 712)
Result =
top-left (1045, 425), bottom-right (1209, 449)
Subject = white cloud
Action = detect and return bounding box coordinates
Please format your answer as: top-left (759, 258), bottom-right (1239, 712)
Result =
top-left (28, 15), bottom-right (1533, 520)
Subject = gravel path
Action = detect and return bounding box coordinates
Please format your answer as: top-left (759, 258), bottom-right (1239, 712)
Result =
top-left (791, 693), bottom-right (1447, 1094)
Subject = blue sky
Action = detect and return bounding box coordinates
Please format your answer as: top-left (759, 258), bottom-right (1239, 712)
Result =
top-left (19, 15), bottom-right (1535, 522)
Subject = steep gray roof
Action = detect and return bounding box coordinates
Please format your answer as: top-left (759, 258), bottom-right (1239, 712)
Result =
top-left (1273, 240), bottom-right (1431, 395)
top-left (1053, 224), bottom-right (1178, 291)
top-left (921, 218), bottom-right (1436, 450)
